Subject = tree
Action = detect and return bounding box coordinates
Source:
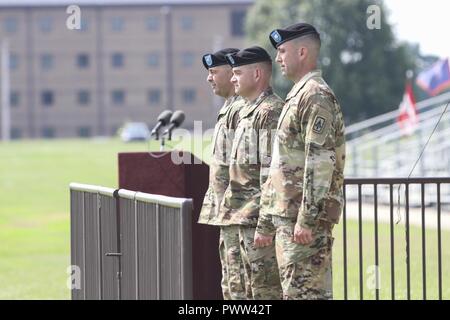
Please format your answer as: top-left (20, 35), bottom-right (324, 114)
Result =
top-left (245, 0), bottom-right (418, 123)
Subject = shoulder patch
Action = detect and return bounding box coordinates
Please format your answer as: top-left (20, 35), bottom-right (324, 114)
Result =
top-left (306, 107), bottom-right (333, 146)
top-left (312, 115), bottom-right (326, 134)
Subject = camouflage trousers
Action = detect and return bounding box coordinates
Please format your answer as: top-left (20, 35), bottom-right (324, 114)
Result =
top-left (238, 226), bottom-right (282, 300)
top-left (219, 226), bottom-right (247, 300)
top-left (271, 216), bottom-right (334, 300)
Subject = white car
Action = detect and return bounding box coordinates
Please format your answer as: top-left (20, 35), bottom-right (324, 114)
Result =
top-left (119, 122), bottom-right (151, 142)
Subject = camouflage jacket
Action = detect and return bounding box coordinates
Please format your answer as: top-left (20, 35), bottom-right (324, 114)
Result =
top-left (217, 88), bottom-right (284, 227)
top-left (198, 95), bottom-right (246, 225)
top-left (257, 70), bottom-right (346, 234)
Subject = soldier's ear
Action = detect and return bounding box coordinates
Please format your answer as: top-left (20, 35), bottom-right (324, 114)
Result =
top-left (297, 46), bottom-right (305, 59)
top-left (254, 67), bottom-right (261, 81)
top-left (298, 46), bottom-right (306, 60)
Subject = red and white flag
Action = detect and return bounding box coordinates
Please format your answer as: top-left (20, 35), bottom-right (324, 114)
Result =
top-left (397, 83), bottom-right (418, 135)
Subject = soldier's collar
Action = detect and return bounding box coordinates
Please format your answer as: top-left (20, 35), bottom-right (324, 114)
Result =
top-left (241, 87), bottom-right (273, 118)
top-left (286, 69), bottom-right (322, 101)
top-left (217, 94), bottom-right (239, 119)
top-left (249, 87), bottom-right (273, 105)
top-left (226, 94), bottom-right (240, 106)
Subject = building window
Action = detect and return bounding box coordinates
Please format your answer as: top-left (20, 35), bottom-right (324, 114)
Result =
top-left (148, 89), bottom-right (161, 105)
top-left (10, 91), bottom-right (20, 107)
top-left (39, 17), bottom-right (53, 33)
top-left (147, 52), bottom-right (160, 67)
top-left (9, 53), bottom-right (19, 70)
top-left (80, 18), bottom-right (88, 31)
top-left (77, 126), bottom-right (91, 138)
top-left (112, 90), bottom-right (125, 106)
top-left (4, 17), bottom-right (17, 33)
top-left (181, 52), bottom-right (194, 67)
top-left (111, 53), bottom-right (124, 68)
top-left (77, 90), bottom-right (90, 106)
top-left (41, 90), bottom-right (54, 106)
top-left (41, 127), bottom-right (55, 138)
top-left (111, 17), bottom-right (124, 32)
top-left (11, 128), bottom-right (22, 139)
top-left (41, 54), bottom-right (54, 70)
top-left (180, 16), bottom-right (193, 30)
top-left (182, 89), bottom-right (196, 104)
top-left (146, 16), bottom-right (159, 31)
top-left (230, 10), bottom-right (246, 37)
top-left (77, 53), bottom-right (89, 68)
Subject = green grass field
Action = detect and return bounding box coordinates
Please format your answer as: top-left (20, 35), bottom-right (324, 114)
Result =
top-left (332, 218), bottom-right (450, 300)
top-left (0, 138), bottom-right (449, 299)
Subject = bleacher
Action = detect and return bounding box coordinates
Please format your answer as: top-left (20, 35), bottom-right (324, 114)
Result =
top-left (344, 91), bottom-right (450, 205)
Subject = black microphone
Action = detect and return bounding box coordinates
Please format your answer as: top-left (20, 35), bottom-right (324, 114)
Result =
top-left (151, 110), bottom-right (172, 139)
top-left (163, 110), bottom-right (185, 140)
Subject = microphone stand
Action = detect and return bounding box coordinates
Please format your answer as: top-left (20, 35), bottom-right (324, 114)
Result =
top-left (160, 136), bottom-right (165, 151)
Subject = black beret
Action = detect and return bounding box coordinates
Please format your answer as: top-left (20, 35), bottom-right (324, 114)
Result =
top-left (269, 22), bottom-right (320, 49)
top-left (202, 48), bottom-right (239, 69)
top-left (225, 46), bottom-right (272, 68)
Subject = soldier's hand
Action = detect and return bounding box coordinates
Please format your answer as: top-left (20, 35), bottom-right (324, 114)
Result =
top-left (254, 232), bottom-right (273, 248)
top-left (293, 224), bottom-right (313, 244)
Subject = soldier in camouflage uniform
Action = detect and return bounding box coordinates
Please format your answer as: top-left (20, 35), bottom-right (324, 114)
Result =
top-left (197, 48), bottom-right (248, 300)
top-left (217, 46), bottom-right (284, 300)
top-left (254, 23), bottom-right (346, 300)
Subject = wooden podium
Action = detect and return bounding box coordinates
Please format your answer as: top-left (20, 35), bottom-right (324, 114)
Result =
top-left (118, 151), bottom-right (222, 300)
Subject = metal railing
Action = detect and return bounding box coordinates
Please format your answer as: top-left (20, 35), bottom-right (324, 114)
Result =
top-left (70, 177), bottom-right (449, 300)
top-left (69, 183), bottom-right (193, 300)
top-left (340, 177), bottom-right (450, 300)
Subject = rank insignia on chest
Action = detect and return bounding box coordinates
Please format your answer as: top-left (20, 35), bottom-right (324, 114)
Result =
top-left (313, 116), bottom-right (326, 133)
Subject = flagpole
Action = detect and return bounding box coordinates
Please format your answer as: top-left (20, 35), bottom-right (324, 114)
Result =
top-left (1, 38), bottom-right (11, 142)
